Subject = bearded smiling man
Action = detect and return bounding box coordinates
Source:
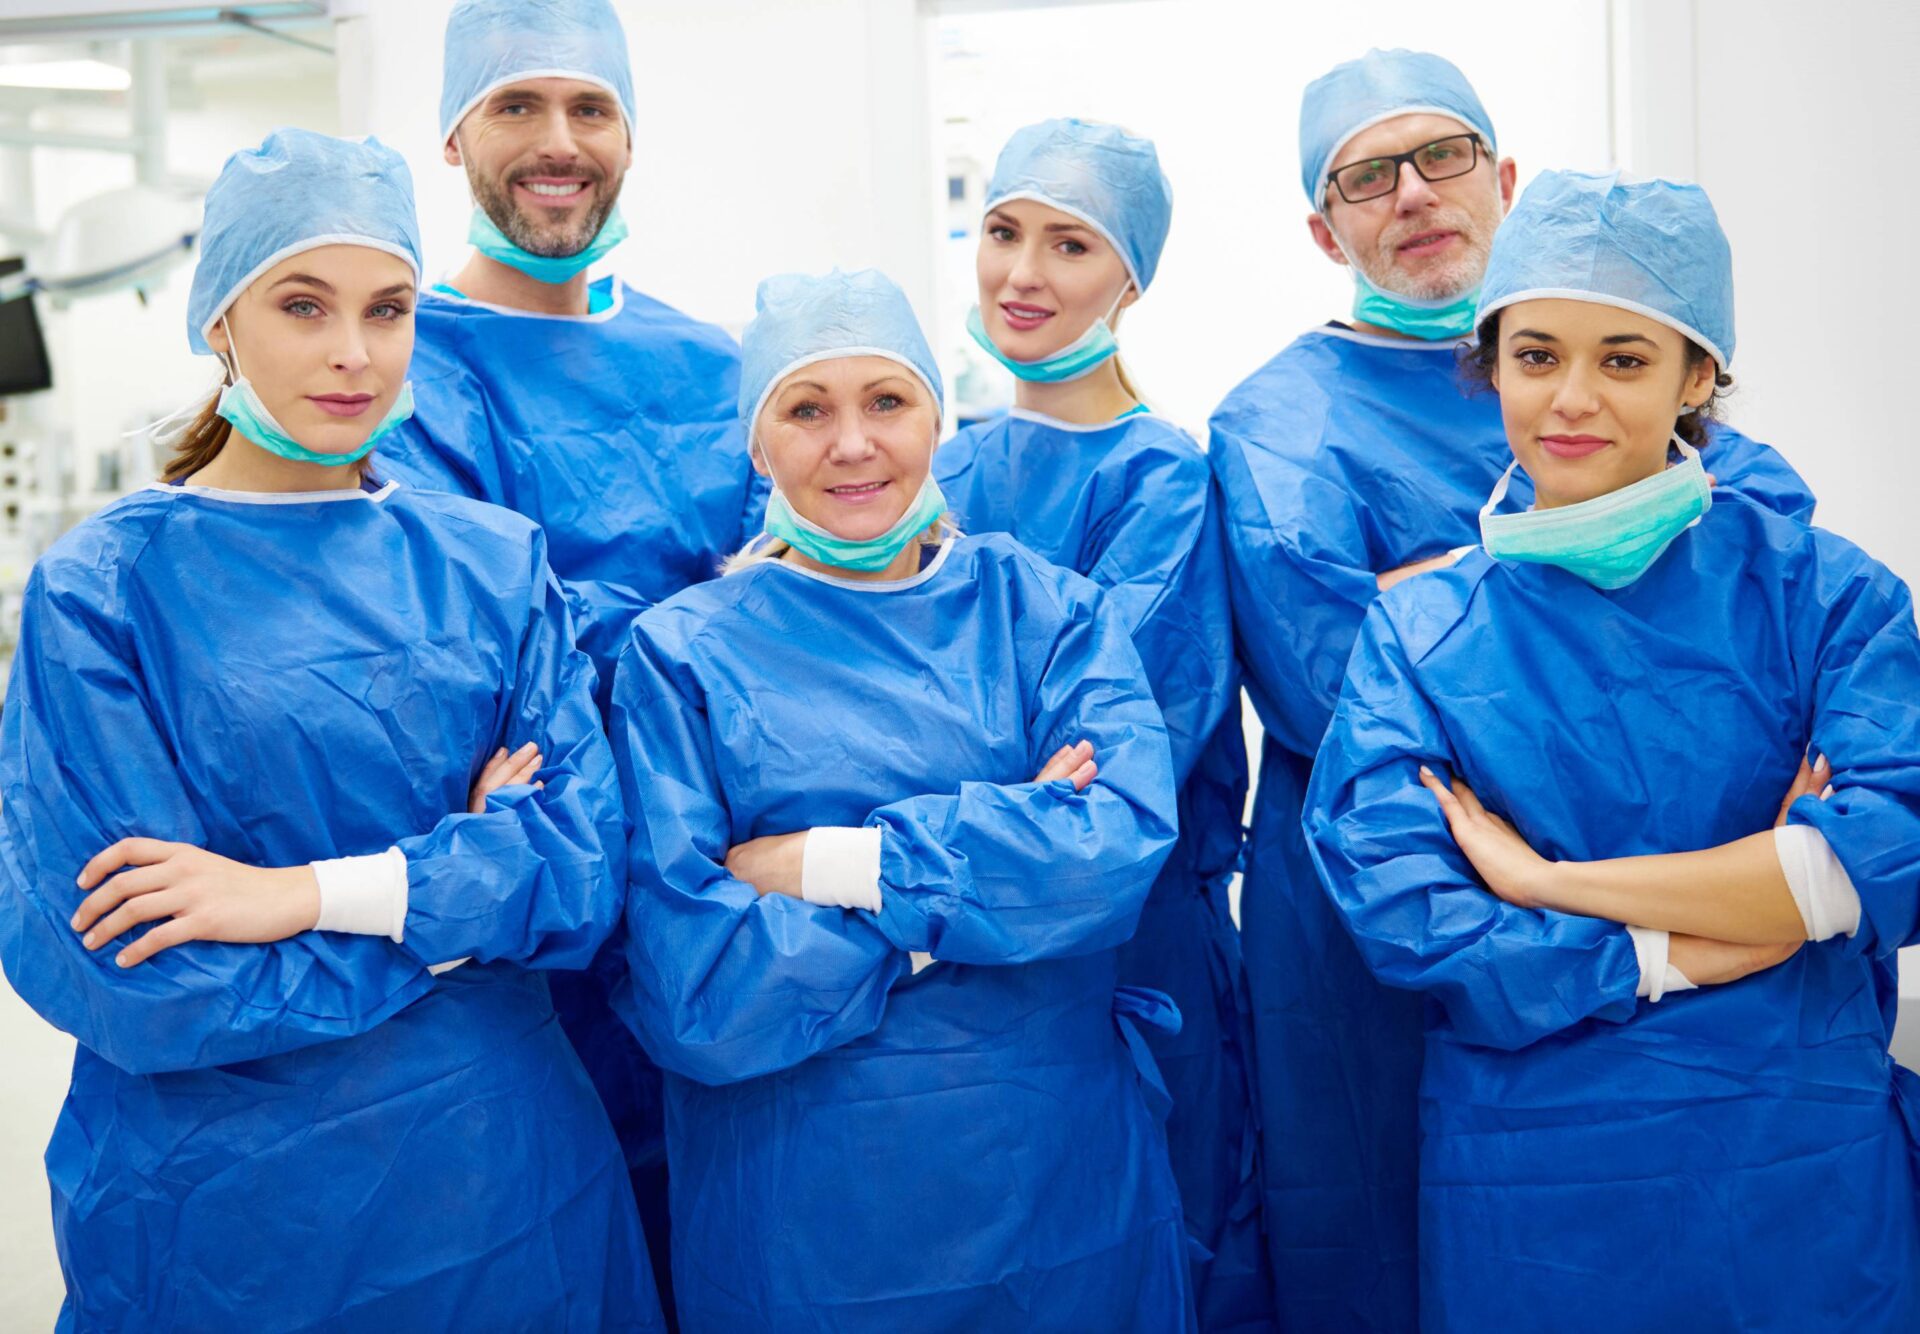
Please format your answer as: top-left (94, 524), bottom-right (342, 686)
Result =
top-left (384, 0), bottom-right (759, 699)
top-left (1205, 48), bottom-right (1816, 1334)
top-left (376, 2), bottom-right (763, 1324)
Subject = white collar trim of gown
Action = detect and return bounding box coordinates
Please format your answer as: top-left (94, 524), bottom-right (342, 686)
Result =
top-left (426, 277), bottom-right (627, 325)
top-left (147, 479), bottom-right (400, 506)
top-left (1317, 323), bottom-right (1468, 353)
top-left (1005, 406), bottom-right (1160, 433)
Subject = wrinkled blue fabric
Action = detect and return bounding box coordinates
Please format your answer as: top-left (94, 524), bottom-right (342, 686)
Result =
top-left (935, 410), bottom-right (1270, 1331)
top-left (1206, 323), bottom-right (1817, 1332)
top-left (1478, 169), bottom-right (1739, 369)
top-left (0, 481), bottom-right (658, 1332)
top-left (985, 118), bottom-right (1173, 291)
top-left (440, 0), bottom-right (636, 139)
top-left (609, 533), bottom-right (1194, 1332)
top-left (1299, 48), bottom-right (1495, 205)
top-left (187, 128), bottom-right (421, 354)
top-left (1304, 494), bottom-right (1920, 1332)
top-left (379, 275), bottom-right (761, 1322)
top-left (382, 279), bottom-right (759, 702)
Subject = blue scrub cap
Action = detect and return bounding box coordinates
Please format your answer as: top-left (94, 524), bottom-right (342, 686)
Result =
top-left (440, 0), bottom-right (636, 142)
top-left (186, 128), bottom-right (422, 356)
top-left (984, 117), bottom-right (1173, 293)
top-left (1299, 48), bottom-right (1496, 205)
top-left (739, 269), bottom-right (944, 435)
top-left (1476, 169), bottom-right (1735, 371)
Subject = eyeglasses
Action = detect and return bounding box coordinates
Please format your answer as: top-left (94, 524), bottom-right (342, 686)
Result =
top-left (1326, 134), bottom-right (1485, 205)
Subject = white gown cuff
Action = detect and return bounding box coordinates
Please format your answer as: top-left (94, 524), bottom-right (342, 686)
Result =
top-left (1628, 925), bottom-right (1696, 1001)
top-left (801, 827), bottom-right (882, 913)
top-left (1775, 824), bottom-right (1863, 941)
top-left (311, 847), bottom-right (408, 942)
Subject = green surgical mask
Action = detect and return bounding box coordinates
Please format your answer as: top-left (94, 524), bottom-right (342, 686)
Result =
top-left (1480, 438), bottom-right (1711, 589)
top-left (467, 206), bottom-right (628, 285)
top-left (1350, 264), bottom-right (1481, 339)
top-left (764, 475), bottom-right (947, 574)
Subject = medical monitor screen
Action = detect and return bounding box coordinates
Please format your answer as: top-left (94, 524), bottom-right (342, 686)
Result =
top-left (0, 258), bottom-right (52, 397)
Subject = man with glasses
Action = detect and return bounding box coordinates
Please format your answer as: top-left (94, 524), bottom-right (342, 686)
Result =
top-left (1207, 48), bottom-right (1813, 1332)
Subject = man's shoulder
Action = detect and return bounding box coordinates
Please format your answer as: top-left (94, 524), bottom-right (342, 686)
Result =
top-left (606, 281), bottom-right (740, 360)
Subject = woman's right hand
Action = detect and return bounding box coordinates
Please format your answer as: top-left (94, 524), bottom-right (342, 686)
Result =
top-left (469, 742), bottom-right (543, 814)
top-left (1034, 740), bottom-right (1098, 792)
top-left (1668, 933), bottom-right (1803, 987)
top-left (1774, 753), bottom-right (1833, 827)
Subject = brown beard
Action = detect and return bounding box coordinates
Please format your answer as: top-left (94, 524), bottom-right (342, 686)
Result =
top-left (468, 159), bottom-right (621, 258)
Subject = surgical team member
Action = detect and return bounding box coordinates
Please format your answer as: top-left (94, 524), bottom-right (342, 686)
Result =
top-left (1305, 168), bottom-right (1920, 1333)
top-left (934, 118), bottom-right (1268, 1332)
top-left (0, 130), bottom-right (658, 1332)
top-left (610, 268), bottom-right (1195, 1332)
top-left (1206, 48), bottom-right (1817, 1330)
top-left (377, 0), bottom-right (760, 1301)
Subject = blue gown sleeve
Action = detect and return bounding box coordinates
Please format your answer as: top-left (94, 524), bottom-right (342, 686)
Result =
top-left (0, 566), bottom-right (433, 1076)
top-left (1209, 426), bottom-right (1380, 757)
top-left (1785, 555), bottom-right (1920, 958)
top-left (1081, 446), bottom-right (1238, 784)
top-left (1304, 600), bottom-right (1642, 1051)
top-left (392, 535), bottom-right (627, 971)
top-left (609, 620), bottom-right (904, 1087)
top-left (866, 575), bottom-right (1179, 965)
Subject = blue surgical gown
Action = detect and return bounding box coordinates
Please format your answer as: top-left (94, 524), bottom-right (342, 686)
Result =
top-left (1305, 492), bottom-right (1920, 1332)
top-left (380, 275), bottom-right (763, 1308)
top-left (1206, 323), bottom-right (1818, 1331)
top-left (609, 533), bottom-right (1195, 1333)
top-left (935, 409), bottom-right (1269, 1331)
top-left (381, 277), bottom-right (763, 691)
top-left (0, 480), bottom-right (659, 1331)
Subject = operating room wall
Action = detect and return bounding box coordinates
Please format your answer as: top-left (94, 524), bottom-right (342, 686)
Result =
top-left (1684, 0), bottom-right (1920, 589)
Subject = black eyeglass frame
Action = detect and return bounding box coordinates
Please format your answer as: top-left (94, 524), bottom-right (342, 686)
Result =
top-left (1325, 134), bottom-right (1488, 206)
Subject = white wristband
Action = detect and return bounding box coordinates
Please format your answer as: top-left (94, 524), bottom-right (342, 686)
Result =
top-left (1628, 925), bottom-right (1696, 1002)
top-left (800, 827), bottom-right (882, 913)
top-left (1774, 824), bottom-right (1863, 942)
top-left (312, 847), bottom-right (408, 942)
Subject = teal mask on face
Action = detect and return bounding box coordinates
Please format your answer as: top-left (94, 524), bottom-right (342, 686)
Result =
top-left (1480, 438), bottom-right (1712, 589)
top-left (966, 296), bottom-right (1121, 383)
top-left (764, 474), bottom-right (948, 574)
top-left (1349, 264), bottom-right (1481, 339)
top-left (467, 206), bottom-right (629, 285)
top-left (215, 317), bottom-right (415, 466)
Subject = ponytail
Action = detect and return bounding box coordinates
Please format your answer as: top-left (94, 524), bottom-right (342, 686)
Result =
top-left (158, 393), bottom-right (232, 483)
